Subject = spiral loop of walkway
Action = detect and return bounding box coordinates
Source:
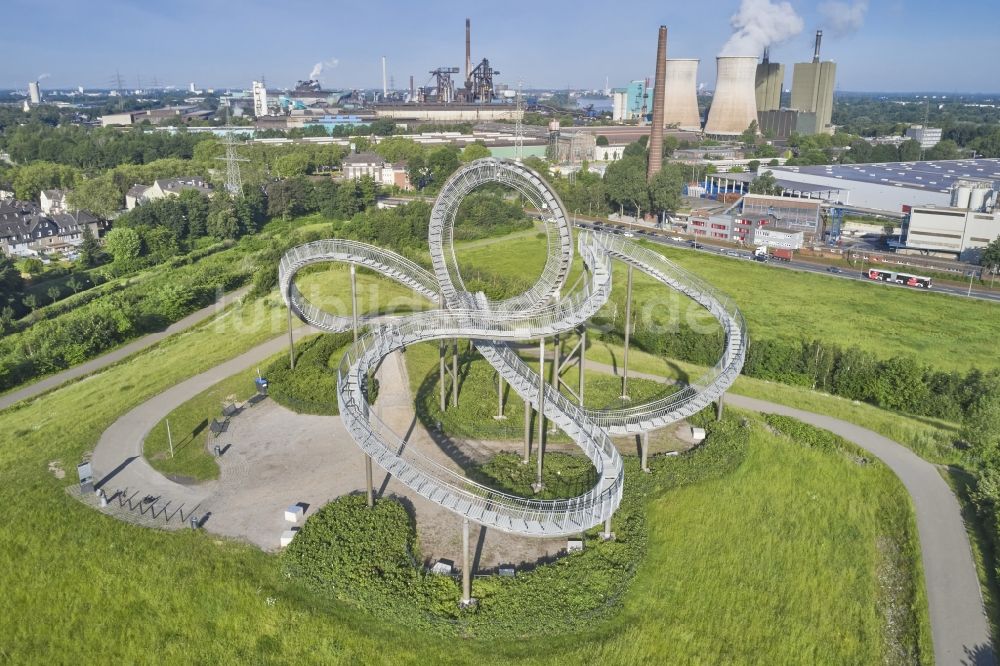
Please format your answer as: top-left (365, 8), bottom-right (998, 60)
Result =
top-left (278, 158), bottom-right (747, 536)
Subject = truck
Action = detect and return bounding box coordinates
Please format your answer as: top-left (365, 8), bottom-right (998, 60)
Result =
top-left (770, 248), bottom-right (793, 262)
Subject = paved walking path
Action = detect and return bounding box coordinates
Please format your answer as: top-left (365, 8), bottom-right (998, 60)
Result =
top-left (0, 286), bottom-right (253, 412)
top-left (583, 357), bottom-right (995, 666)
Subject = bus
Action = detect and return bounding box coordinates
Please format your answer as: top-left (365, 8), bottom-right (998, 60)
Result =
top-left (867, 269), bottom-right (933, 289)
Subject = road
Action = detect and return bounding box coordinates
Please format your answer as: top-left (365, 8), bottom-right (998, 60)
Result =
top-left (575, 221), bottom-right (1000, 304)
top-left (582, 357), bottom-right (995, 665)
top-left (0, 285), bottom-right (253, 412)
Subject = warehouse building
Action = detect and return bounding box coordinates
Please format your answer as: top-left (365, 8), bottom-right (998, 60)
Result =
top-left (764, 158), bottom-right (1000, 212)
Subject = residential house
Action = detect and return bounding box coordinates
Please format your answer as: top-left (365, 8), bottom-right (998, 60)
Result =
top-left (126, 176), bottom-right (213, 210)
top-left (342, 153), bottom-right (412, 191)
top-left (0, 200), bottom-right (105, 256)
top-left (40, 189), bottom-right (69, 214)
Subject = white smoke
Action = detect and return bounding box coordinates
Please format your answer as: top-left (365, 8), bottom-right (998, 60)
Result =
top-left (818, 0), bottom-right (869, 36)
top-left (37, 73), bottom-right (51, 81)
top-left (309, 58), bottom-right (339, 81)
top-left (720, 0), bottom-right (805, 56)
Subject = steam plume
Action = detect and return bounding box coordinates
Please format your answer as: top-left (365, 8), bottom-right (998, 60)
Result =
top-left (720, 0), bottom-right (804, 56)
top-left (37, 73), bottom-right (51, 81)
top-left (818, 0), bottom-right (868, 36)
top-left (309, 58), bottom-right (339, 81)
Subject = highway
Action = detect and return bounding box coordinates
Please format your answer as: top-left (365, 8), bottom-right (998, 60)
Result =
top-left (574, 221), bottom-right (1000, 304)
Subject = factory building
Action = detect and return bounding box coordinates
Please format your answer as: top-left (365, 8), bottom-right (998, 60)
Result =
top-left (789, 31), bottom-right (836, 135)
top-left (754, 50), bottom-right (783, 113)
top-left (765, 158), bottom-right (1000, 212)
top-left (704, 56), bottom-right (759, 137)
top-left (757, 109), bottom-right (817, 139)
top-left (905, 125), bottom-right (943, 150)
top-left (252, 81), bottom-right (268, 117)
top-left (900, 179), bottom-right (999, 261)
top-left (611, 80), bottom-right (649, 122)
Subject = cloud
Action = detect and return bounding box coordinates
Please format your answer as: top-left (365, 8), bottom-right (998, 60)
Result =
top-left (309, 58), bottom-right (339, 81)
top-left (818, 0), bottom-right (869, 36)
top-left (720, 0), bottom-right (805, 56)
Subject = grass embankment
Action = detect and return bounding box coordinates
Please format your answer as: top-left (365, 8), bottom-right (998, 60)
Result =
top-left (635, 239), bottom-right (1000, 372)
top-left (582, 335), bottom-right (962, 464)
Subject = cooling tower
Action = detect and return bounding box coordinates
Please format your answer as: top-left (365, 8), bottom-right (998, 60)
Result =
top-left (704, 56), bottom-right (759, 137)
top-left (663, 59), bottom-right (701, 131)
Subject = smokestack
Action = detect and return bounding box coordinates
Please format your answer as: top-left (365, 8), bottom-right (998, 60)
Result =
top-left (647, 25), bottom-right (668, 182)
top-left (409, 75), bottom-right (414, 100)
top-left (465, 18), bottom-right (472, 83)
top-left (813, 30), bottom-right (823, 63)
top-left (663, 59), bottom-right (701, 131)
top-left (382, 56), bottom-right (388, 97)
top-left (762, 47), bottom-right (770, 64)
top-left (705, 56), bottom-right (759, 136)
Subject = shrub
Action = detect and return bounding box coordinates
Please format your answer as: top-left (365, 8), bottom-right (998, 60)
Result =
top-left (264, 333), bottom-right (353, 415)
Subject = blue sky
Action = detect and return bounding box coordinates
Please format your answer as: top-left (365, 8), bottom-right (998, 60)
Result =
top-left (2, 0), bottom-right (998, 93)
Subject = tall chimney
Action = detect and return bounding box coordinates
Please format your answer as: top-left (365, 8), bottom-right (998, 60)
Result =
top-left (647, 25), bottom-right (668, 182)
top-left (382, 56), bottom-right (388, 97)
top-left (762, 46), bottom-right (770, 64)
top-left (409, 75), bottom-right (414, 99)
top-left (813, 30), bottom-right (823, 63)
top-left (465, 18), bottom-right (472, 83)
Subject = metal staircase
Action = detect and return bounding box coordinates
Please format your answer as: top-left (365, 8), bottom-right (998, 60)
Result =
top-left (277, 159), bottom-right (747, 537)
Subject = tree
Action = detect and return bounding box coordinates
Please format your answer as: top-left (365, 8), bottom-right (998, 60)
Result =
top-left (178, 189), bottom-right (209, 238)
top-left (926, 139), bottom-right (961, 161)
top-left (981, 237), bottom-right (1000, 272)
top-left (17, 258), bottom-right (44, 275)
top-left (748, 172), bottom-right (782, 196)
top-left (79, 226), bottom-right (101, 268)
top-left (103, 227), bottom-right (143, 271)
top-left (747, 160), bottom-right (761, 172)
top-left (963, 393), bottom-right (1000, 462)
top-left (596, 135), bottom-right (609, 147)
top-left (603, 156), bottom-right (648, 217)
top-left (66, 176), bottom-right (122, 219)
top-left (46, 285), bottom-right (60, 304)
top-left (374, 137), bottom-right (424, 164)
top-left (66, 276), bottom-right (82, 294)
top-left (11, 161), bottom-right (79, 200)
top-left (648, 164), bottom-right (686, 217)
top-left (0, 256), bottom-right (25, 310)
top-left (22, 294), bottom-right (37, 312)
top-left (460, 142), bottom-right (491, 162)
top-left (898, 139), bottom-right (921, 162)
top-left (273, 152), bottom-right (312, 178)
top-left (740, 121), bottom-right (759, 147)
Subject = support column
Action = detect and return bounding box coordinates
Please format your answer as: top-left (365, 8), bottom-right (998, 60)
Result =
top-left (460, 517), bottom-right (473, 606)
top-left (287, 306), bottom-right (296, 370)
top-left (621, 264), bottom-right (633, 400)
top-left (534, 337), bottom-right (546, 493)
top-left (452, 340), bottom-right (459, 407)
top-left (439, 342), bottom-right (447, 412)
top-left (496, 375), bottom-right (505, 419)
top-left (365, 455), bottom-right (374, 507)
top-left (716, 392), bottom-right (725, 421)
top-left (552, 334), bottom-right (560, 389)
top-left (578, 327), bottom-right (586, 406)
top-left (522, 396), bottom-right (531, 464)
top-left (350, 263), bottom-right (359, 343)
top-left (641, 432), bottom-right (650, 473)
top-left (602, 515), bottom-right (614, 541)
